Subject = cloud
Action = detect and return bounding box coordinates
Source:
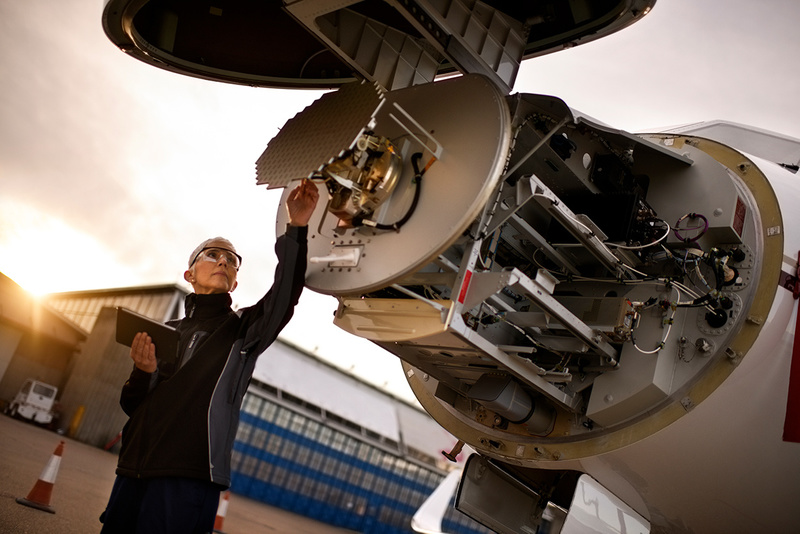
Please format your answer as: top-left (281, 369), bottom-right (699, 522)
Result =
top-left (0, 0), bottom-right (324, 299)
top-left (515, 0), bottom-right (800, 138)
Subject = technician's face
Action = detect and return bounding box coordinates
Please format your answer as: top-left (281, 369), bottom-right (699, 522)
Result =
top-left (185, 240), bottom-right (239, 294)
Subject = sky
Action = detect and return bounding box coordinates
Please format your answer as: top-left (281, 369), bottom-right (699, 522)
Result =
top-left (1, 0), bottom-right (799, 404)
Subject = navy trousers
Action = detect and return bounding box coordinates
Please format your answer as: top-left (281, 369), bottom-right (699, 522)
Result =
top-left (99, 476), bottom-right (221, 534)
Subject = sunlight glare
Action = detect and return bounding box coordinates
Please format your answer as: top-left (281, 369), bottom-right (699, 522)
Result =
top-left (0, 200), bottom-right (136, 295)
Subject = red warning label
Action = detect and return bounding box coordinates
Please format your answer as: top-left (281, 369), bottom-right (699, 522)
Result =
top-left (733, 196), bottom-right (746, 238)
top-left (458, 270), bottom-right (473, 304)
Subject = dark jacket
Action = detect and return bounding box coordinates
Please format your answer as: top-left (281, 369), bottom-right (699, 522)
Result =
top-left (116, 225), bottom-right (308, 488)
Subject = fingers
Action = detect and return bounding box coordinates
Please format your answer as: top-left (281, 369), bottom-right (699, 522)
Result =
top-left (130, 332), bottom-right (157, 373)
top-left (307, 180), bottom-right (320, 203)
top-left (290, 179), bottom-right (319, 202)
top-left (286, 179), bottom-right (320, 226)
top-left (288, 184), bottom-right (301, 202)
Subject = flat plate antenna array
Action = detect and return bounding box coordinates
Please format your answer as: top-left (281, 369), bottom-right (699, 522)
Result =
top-left (256, 81), bottom-right (384, 189)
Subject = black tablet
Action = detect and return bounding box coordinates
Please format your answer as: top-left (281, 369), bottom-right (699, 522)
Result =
top-left (115, 307), bottom-right (179, 364)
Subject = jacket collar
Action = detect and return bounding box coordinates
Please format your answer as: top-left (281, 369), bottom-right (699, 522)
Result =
top-left (184, 292), bottom-right (233, 320)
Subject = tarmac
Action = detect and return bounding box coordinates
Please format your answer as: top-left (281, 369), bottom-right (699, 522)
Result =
top-left (0, 414), bottom-right (355, 533)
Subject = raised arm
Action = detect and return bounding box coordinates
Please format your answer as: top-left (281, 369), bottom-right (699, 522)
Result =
top-left (238, 180), bottom-right (320, 355)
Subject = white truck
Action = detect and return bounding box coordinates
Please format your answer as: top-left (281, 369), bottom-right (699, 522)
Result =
top-left (5, 379), bottom-right (58, 425)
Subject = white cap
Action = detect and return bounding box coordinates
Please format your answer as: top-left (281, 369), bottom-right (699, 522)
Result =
top-left (188, 237), bottom-right (238, 267)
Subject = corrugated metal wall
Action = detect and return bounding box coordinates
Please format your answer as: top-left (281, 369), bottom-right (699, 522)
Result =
top-left (58, 307), bottom-right (132, 447)
top-left (46, 286), bottom-right (186, 446)
top-left (47, 287), bottom-right (184, 331)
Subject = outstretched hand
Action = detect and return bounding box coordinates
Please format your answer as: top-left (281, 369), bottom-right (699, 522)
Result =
top-left (131, 332), bottom-right (157, 373)
top-left (286, 179), bottom-right (320, 227)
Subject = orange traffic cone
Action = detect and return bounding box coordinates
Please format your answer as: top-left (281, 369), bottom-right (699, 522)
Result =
top-left (213, 490), bottom-right (230, 533)
top-left (16, 440), bottom-right (65, 514)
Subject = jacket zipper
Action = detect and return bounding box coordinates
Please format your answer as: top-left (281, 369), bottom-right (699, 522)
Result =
top-left (179, 332), bottom-right (203, 370)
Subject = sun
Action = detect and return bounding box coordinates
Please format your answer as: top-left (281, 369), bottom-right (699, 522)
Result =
top-left (0, 200), bottom-right (133, 296)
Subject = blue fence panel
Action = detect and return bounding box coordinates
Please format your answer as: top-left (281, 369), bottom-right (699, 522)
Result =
top-left (230, 397), bottom-right (490, 534)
